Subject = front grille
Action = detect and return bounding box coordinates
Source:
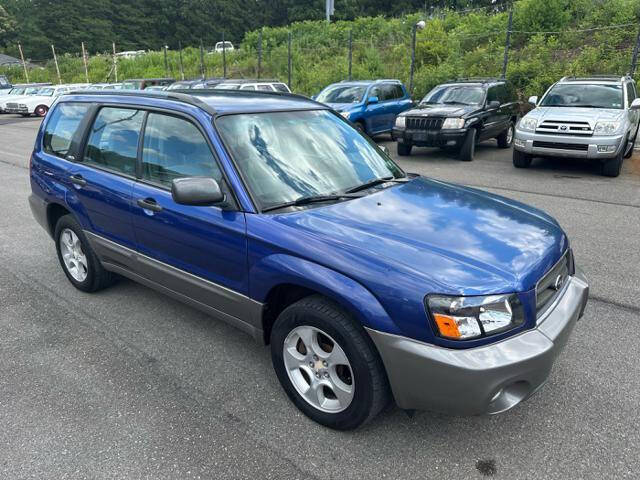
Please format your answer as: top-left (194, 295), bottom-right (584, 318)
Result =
top-left (5, 102), bottom-right (18, 109)
top-left (536, 250), bottom-right (571, 320)
top-left (536, 119), bottom-right (593, 136)
top-left (406, 117), bottom-right (443, 130)
top-left (533, 141), bottom-right (588, 151)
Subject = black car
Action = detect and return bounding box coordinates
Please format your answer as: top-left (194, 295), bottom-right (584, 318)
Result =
top-left (392, 78), bottom-right (520, 161)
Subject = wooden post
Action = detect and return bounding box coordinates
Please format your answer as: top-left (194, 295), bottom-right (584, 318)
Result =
top-left (222, 32), bottom-right (227, 78)
top-left (112, 42), bottom-right (118, 82)
top-left (178, 41), bottom-right (184, 80)
top-left (199, 40), bottom-right (206, 79)
top-left (163, 45), bottom-right (169, 77)
top-left (81, 42), bottom-right (89, 83)
top-left (502, 9), bottom-right (513, 79)
top-left (631, 23), bottom-right (640, 76)
top-left (348, 30), bottom-right (352, 81)
top-left (257, 29), bottom-right (262, 80)
top-left (51, 44), bottom-right (62, 84)
top-left (18, 43), bottom-right (29, 82)
top-left (287, 31), bottom-right (292, 89)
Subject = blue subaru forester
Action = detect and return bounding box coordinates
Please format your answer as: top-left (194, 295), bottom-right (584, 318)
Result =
top-left (29, 89), bottom-right (589, 430)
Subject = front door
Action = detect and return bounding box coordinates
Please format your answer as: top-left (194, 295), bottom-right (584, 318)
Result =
top-left (130, 111), bottom-right (249, 319)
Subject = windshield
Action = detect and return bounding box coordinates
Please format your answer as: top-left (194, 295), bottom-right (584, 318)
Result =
top-left (316, 85), bottom-right (366, 104)
top-left (421, 85), bottom-right (485, 105)
top-left (217, 110), bottom-right (404, 211)
top-left (24, 87), bottom-right (42, 95)
top-left (540, 83), bottom-right (623, 109)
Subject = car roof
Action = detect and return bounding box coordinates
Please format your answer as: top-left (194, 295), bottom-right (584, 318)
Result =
top-left (330, 79), bottom-right (402, 87)
top-left (62, 89), bottom-right (324, 116)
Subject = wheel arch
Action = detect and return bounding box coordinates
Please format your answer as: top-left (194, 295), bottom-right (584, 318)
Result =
top-left (46, 202), bottom-right (72, 237)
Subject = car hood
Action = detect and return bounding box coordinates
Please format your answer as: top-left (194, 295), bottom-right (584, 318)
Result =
top-left (324, 102), bottom-right (361, 112)
top-left (528, 106), bottom-right (625, 123)
top-left (270, 177), bottom-right (567, 294)
top-left (401, 103), bottom-right (481, 118)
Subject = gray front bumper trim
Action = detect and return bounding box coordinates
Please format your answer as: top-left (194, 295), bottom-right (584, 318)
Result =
top-left (367, 268), bottom-right (589, 415)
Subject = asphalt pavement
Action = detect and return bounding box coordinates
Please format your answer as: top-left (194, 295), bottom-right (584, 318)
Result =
top-left (0, 114), bottom-right (639, 479)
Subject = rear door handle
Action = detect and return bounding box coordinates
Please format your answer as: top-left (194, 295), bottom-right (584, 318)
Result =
top-left (137, 197), bottom-right (163, 212)
top-left (70, 174), bottom-right (87, 187)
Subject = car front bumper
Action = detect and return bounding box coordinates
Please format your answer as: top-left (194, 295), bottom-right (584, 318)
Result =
top-left (367, 267), bottom-right (589, 415)
top-left (392, 127), bottom-right (467, 147)
top-left (5, 105), bottom-right (29, 114)
top-left (514, 129), bottom-right (625, 159)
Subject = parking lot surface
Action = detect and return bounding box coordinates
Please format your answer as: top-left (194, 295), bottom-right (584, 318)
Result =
top-left (1, 114), bottom-right (639, 479)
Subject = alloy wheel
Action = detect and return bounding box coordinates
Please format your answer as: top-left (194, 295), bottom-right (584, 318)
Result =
top-left (60, 228), bottom-right (88, 282)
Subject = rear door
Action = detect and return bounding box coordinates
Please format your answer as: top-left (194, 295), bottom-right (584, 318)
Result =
top-left (67, 106), bottom-right (143, 250)
top-left (130, 110), bottom-right (249, 313)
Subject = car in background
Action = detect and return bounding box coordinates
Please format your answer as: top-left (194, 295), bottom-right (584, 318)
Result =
top-left (0, 84), bottom-right (53, 113)
top-left (0, 83), bottom-right (52, 113)
top-left (144, 85), bottom-right (167, 91)
top-left (121, 78), bottom-right (175, 90)
top-left (115, 50), bottom-right (146, 60)
top-left (166, 78), bottom-right (226, 90)
top-left (5, 84), bottom-right (89, 117)
top-left (315, 79), bottom-right (412, 136)
top-left (0, 75), bottom-right (12, 93)
top-left (513, 75), bottom-right (640, 177)
top-left (392, 78), bottom-right (519, 161)
top-left (213, 79), bottom-right (291, 93)
top-left (87, 83), bottom-right (123, 90)
top-left (211, 41), bottom-right (234, 53)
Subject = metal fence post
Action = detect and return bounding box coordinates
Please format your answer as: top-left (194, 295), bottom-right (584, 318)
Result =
top-left (287, 31), bottom-right (292, 89)
top-left (502, 8), bottom-right (513, 79)
top-left (51, 44), bottom-right (62, 84)
top-left (199, 40), bottom-right (206, 79)
top-left (81, 42), bottom-right (89, 83)
top-left (258, 29), bottom-right (262, 80)
top-left (163, 45), bottom-right (169, 77)
top-left (18, 43), bottom-right (29, 82)
top-left (631, 23), bottom-right (640, 76)
top-left (348, 30), bottom-right (352, 81)
top-left (112, 42), bottom-right (118, 83)
top-left (222, 32), bottom-right (227, 78)
top-left (178, 41), bottom-right (184, 80)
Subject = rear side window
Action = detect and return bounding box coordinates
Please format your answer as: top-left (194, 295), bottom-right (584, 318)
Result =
top-left (241, 85), bottom-right (256, 90)
top-left (273, 83), bottom-right (289, 93)
top-left (141, 113), bottom-right (222, 188)
top-left (43, 103), bottom-right (91, 159)
top-left (257, 85), bottom-right (272, 91)
top-left (626, 82), bottom-right (637, 106)
top-left (394, 85), bottom-right (404, 99)
top-left (83, 107), bottom-right (144, 176)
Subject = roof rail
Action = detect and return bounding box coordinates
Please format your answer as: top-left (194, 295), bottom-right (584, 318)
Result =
top-left (561, 75), bottom-right (627, 82)
top-left (452, 77), bottom-right (503, 83)
top-left (374, 79), bottom-right (402, 83)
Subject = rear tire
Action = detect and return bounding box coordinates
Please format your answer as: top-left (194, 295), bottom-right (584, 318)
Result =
top-left (270, 295), bottom-right (390, 430)
top-left (601, 147), bottom-right (624, 177)
top-left (513, 149), bottom-right (532, 168)
top-left (397, 142), bottom-right (412, 156)
top-left (459, 128), bottom-right (476, 161)
top-left (54, 215), bottom-right (116, 293)
top-left (497, 122), bottom-right (514, 149)
top-left (355, 121), bottom-right (366, 135)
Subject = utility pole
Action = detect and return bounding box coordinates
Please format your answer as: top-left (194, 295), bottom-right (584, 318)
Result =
top-left (81, 42), bottom-right (89, 83)
top-left (112, 42), bottom-right (118, 82)
top-left (163, 45), bottom-right (169, 77)
top-left (631, 23), bottom-right (640, 76)
top-left (502, 8), bottom-right (513, 79)
top-left (51, 45), bottom-right (61, 84)
top-left (287, 31), bottom-right (292, 89)
top-left (348, 30), bottom-right (352, 81)
top-left (199, 39), bottom-right (206, 79)
top-left (18, 43), bottom-right (29, 82)
top-left (409, 21), bottom-right (425, 95)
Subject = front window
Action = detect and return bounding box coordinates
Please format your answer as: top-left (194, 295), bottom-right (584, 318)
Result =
top-left (316, 85), bottom-right (366, 104)
top-left (10, 88), bottom-right (25, 95)
top-left (216, 110), bottom-right (404, 211)
top-left (421, 85), bottom-right (485, 105)
top-left (540, 83), bottom-right (623, 109)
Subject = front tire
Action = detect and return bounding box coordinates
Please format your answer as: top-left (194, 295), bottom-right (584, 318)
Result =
top-left (459, 128), bottom-right (476, 161)
top-left (35, 105), bottom-right (49, 117)
top-left (497, 122), bottom-right (514, 148)
top-left (513, 149), bottom-right (532, 168)
top-left (601, 146), bottom-right (624, 177)
top-left (397, 142), bottom-right (412, 156)
top-left (270, 295), bottom-right (390, 430)
top-left (54, 215), bottom-right (116, 292)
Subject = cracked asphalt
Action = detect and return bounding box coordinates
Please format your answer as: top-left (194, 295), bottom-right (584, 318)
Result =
top-left (0, 114), bottom-right (639, 479)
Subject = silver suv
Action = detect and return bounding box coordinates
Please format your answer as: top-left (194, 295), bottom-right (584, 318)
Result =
top-left (513, 75), bottom-right (640, 177)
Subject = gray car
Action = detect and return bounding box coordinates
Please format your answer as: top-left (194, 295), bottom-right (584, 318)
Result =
top-left (513, 75), bottom-right (640, 177)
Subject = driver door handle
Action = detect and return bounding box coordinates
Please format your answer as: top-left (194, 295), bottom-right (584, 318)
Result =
top-left (70, 174), bottom-right (87, 187)
top-left (137, 197), bottom-right (163, 212)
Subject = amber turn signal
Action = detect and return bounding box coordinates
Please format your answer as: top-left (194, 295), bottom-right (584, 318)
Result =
top-left (433, 313), bottom-right (461, 339)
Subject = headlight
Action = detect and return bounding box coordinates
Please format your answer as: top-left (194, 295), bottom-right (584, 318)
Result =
top-left (395, 116), bottom-right (406, 128)
top-left (593, 121), bottom-right (620, 135)
top-left (519, 117), bottom-right (537, 131)
top-left (427, 293), bottom-right (525, 340)
top-left (340, 111), bottom-right (351, 120)
top-left (441, 117), bottom-right (465, 129)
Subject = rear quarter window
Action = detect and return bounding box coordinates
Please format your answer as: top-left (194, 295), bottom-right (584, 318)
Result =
top-left (43, 103), bottom-right (91, 159)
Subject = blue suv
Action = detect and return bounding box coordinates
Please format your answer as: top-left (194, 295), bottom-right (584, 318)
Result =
top-left (29, 89), bottom-right (588, 430)
top-left (315, 79), bottom-right (413, 135)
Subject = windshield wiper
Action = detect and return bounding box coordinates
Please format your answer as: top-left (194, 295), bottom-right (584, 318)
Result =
top-left (345, 176), bottom-right (408, 194)
top-left (261, 193), bottom-right (361, 213)
top-left (442, 101), bottom-right (469, 105)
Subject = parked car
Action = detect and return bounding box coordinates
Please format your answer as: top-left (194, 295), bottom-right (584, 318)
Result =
top-left (513, 75), bottom-right (640, 177)
top-left (315, 79), bottom-right (412, 136)
top-left (211, 41), bottom-right (234, 53)
top-left (115, 50), bottom-right (146, 59)
top-left (5, 84), bottom-right (88, 117)
top-left (166, 78), bottom-right (226, 90)
top-left (1, 84), bottom-right (54, 114)
top-left (0, 75), bottom-right (12, 93)
top-left (392, 78), bottom-right (519, 161)
top-left (87, 83), bottom-right (122, 90)
top-left (0, 83), bottom-right (52, 112)
top-left (121, 78), bottom-right (175, 90)
top-left (213, 79), bottom-right (291, 93)
top-left (29, 89), bottom-right (588, 430)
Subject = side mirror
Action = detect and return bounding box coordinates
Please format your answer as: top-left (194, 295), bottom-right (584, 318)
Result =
top-left (171, 177), bottom-right (225, 206)
top-left (367, 96), bottom-right (379, 104)
top-left (528, 96), bottom-right (538, 106)
top-left (630, 98), bottom-right (640, 110)
top-left (311, 94), bottom-right (317, 100)
top-left (486, 100), bottom-right (500, 110)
